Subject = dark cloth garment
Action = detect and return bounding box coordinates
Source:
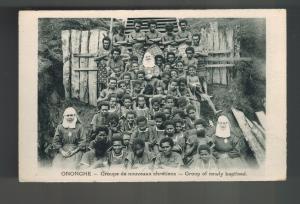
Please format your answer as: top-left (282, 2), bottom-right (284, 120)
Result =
top-left (127, 151), bottom-right (156, 169)
top-left (154, 151), bottom-right (183, 168)
top-left (52, 123), bottom-right (86, 169)
top-left (212, 134), bottom-right (248, 169)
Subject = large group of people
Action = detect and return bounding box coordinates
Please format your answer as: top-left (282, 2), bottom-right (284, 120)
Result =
top-left (51, 19), bottom-right (248, 170)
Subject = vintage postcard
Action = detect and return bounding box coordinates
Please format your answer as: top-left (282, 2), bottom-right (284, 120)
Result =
top-left (19, 10), bottom-right (286, 182)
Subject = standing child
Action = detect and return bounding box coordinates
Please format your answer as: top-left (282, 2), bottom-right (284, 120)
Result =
top-left (108, 93), bottom-right (121, 117)
top-left (149, 97), bottom-right (162, 119)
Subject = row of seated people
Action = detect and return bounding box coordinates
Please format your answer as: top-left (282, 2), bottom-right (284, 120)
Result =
top-left (51, 107), bottom-right (248, 170)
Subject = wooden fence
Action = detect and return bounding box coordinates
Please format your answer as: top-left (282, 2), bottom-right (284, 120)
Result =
top-left (62, 20), bottom-right (246, 106)
top-left (62, 29), bottom-right (108, 106)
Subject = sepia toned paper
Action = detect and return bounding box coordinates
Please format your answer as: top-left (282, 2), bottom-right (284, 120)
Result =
top-left (19, 9), bottom-right (286, 182)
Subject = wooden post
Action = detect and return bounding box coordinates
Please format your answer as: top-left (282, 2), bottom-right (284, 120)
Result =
top-left (88, 30), bottom-right (100, 106)
top-left (232, 107), bottom-right (265, 166)
top-left (79, 31), bottom-right (90, 103)
top-left (61, 30), bottom-right (71, 99)
top-left (70, 30), bottom-right (81, 99)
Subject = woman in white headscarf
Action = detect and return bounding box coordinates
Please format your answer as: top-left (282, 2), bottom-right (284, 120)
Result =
top-left (52, 107), bottom-right (86, 169)
top-left (212, 115), bottom-right (247, 169)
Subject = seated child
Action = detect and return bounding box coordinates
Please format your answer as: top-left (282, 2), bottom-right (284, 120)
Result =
top-left (107, 136), bottom-right (130, 168)
top-left (97, 77), bottom-right (118, 102)
top-left (130, 116), bottom-right (157, 152)
top-left (155, 54), bottom-right (165, 71)
top-left (160, 120), bottom-right (185, 154)
top-left (185, 105), bottom-right (198, 130)
top-left (131, 80), bottom-right (144, 98)
top-left (107, 112), bottom-right (122, 140)
top-left (153, 112), bottom-right (166, 139)
top-left (162, 106), bottom-right (172, 120)
top-left (80, 126), bottom-right (110, 169)
top-left (90, 101), bottom-right (110, 132)
top-left (135, 94), bottom-right (150, 120)
top-left (122, 131), bottom-right (132, 152)
top-left (120, 94), bottom-right (133, 119)
top-left (182, 136), bottom-right (199, 168)
top-left (167, 80), bottom-right (181, 97)
top-left (120, 110), bottom-right (137, 134)
top-left (149, 96), bottom-right (162, 119)
top-left (128, 138), bottom-right (156, 169)
top-left (175, 61), bottom-right (186, 78)
top-left (108, 93), bottom-right (121, 117)
top-left (154, 137), bottom-right (183, 169)
top-left (192, 144), bottom-right (217, 169)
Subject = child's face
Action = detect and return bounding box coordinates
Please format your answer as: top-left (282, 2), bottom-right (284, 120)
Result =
top-left (122, 134), bottom-right (131, 146)
top-left (112, 141), bottom-right (123, 155)
top-left (134, 23), bottom-right (142, 31)
top-left (109, 97), bottom-right (117, 108)
top-left (101, 105), bottom-right (109, 114)
top-left (112, 51), bottom-right (120, 61)
top-left (169, 82), bottom-right (178, 91)
top-left (95, 130), bottom-right (107, 142)
top-left (137, 74), bottom-right (144, 81)
top-left (166, 98), bottom-right (175, 107)
top-left (186, 50), bottom-right (194, 59)
top-left (170, 71), bottom-right (178, 79)
top-left (196, 124), bottom-right (205, 132)
top-left (175, 122), bottom-right (183, 133)
top-left (109, 80), bottom-right (117, 89)
top-left (199, 149), bottom-right (210, 162)
top-left (162, 74), bottom-right (170, 83)
top-left (132, 63), bottom-right (139, 72)
top-left (167, 55), bottom-right (175, 64)
top-left (188, 109), bottom-right (196, 120)
top-left (113, 67), bottom-right (121, 74)
top-left (180, 22), bottom-right (187, 31)
top-left (134, 144), bottom-right (144, 157)
top-left (137, 97), bottom-right (146, 108)
top-left (134, 84), bottom-right (142, 92)
top-left (155, 117), bottom-right (163, 129)
top-left (176, 63), bottom-right (184, 73)
top-left (138, 120), bottom-right (147, 131)
top-left (124, 75), bottom-right (130, 84)
top-left (156, 87), bottom-right (164, 95)
top-left (152, 102), bottom-right (160, 111)
top-left (161, 142), bottom-right (172, 157)
top-left (156, 57), bottom-right (163, 66)
top-left (119, 82), bottom-right (126, 90)
top-left (188, 67), bottom-right (196, 76)
top-left (126, 113), bottom-right (135, 124)
top-left (110, 119), bottom-right (118, 128)
top-left (149, 24), bottom-right (157, 32)
top-left (163, 108), bottom-right (171, 119)
top-left (179, 81), bottom-right (186, 90)
top-left (165, 124), bottom-right (175, 136)
top-left (164, 65), bottom-right (171, 72)
top-left (103, 40), bottom-right (110, 50)
top-left (124, 99), bottom-right (132, 108)
top-left (192, 36), bottom-right (200, 45)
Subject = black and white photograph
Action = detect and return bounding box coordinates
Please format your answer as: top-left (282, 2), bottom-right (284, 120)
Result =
top-left (19, 10), bottom-right (286, 182)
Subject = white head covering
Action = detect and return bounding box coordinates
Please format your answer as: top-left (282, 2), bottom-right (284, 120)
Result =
top-left (142, 52), bottom-right (155, 68)
top-left (62, 107), bottom-right (78, 129)
top-left (215, 115), bottom-right (231, 139)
